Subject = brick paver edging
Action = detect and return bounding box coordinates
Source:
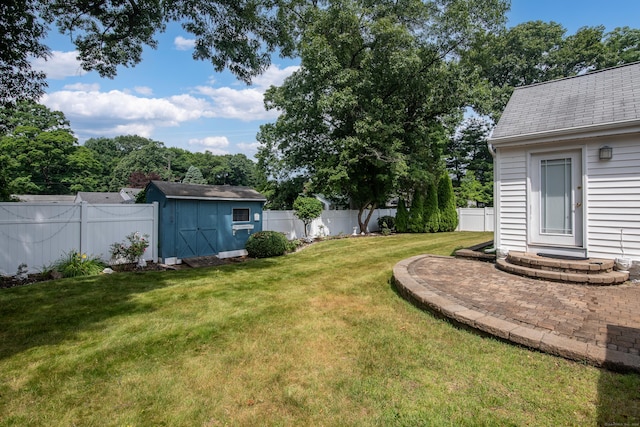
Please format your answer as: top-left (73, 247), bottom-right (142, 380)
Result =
top-left (392, 255), bottom-right (640, 372)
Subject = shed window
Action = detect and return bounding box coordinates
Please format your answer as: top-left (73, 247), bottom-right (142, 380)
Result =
top-left (233, 208), bottom-right (250, 222)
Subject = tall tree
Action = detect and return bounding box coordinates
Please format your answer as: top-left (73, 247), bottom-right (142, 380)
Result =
top-left (2, 0), bottom-right (297, 105)
top-left (0, 102), bottom-right (97, 196)
top-left (0, 1), bottom-right (49, 106)
top-left (109, 140), bottom-right (170, 190)
top-left (467, 21), bottom-right (639, 119)
top-left (258, 0), bottom-right (508, 232)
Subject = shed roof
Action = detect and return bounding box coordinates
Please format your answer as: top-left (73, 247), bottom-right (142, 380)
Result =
top-left (149, 181), bottom-right (267, 202)
top-left (490, 62), bottom-right (640, 143)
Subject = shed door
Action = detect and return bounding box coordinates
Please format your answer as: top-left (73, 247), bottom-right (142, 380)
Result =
top-left (530, 151), bottom-right (583, 248)
top-left (176, 201), bottom-right (217, 258)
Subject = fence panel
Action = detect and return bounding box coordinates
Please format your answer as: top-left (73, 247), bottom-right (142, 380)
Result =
top-left (264, 207), bottom-right (492, 237)
top-left (456, 207), bottom-right (494, 232)
top-left (263, 208), bottom-right (398, 238)
top-left (0, 202), bottom-right (158, 275)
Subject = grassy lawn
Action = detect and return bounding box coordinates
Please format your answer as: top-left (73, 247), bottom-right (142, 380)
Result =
top-left (1, 232), bottom-right (638, 426)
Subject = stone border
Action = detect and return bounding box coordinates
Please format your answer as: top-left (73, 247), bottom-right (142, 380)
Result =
top-left (392, 255), bottom-right (640, 372)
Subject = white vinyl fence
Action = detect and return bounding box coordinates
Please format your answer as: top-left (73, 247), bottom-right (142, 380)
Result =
top-left (263, 209), bottom-right (398, 239)
top-left (264, 207), bottom-right (494, 238)
top-left (0, 202), bottom-right (158, 275)
top-left (456, 207), bottom-right (494, 232)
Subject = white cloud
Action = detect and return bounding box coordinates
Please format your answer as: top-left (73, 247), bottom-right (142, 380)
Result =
top-left (194, 86), bottom-right (276, 120)
top-left (188, 136), bottom-right (230, 148)
top-left (38, 64), bottom-right (297, 148)
top-left (63, 82), bottom-right (100, 91)
top-left (134, 86), bottom-right (153, 96)
top-left (251, 64), bottom-right (300, 90)
top-left (188, 136), bottom-right (231, 154)
top-left (237, 141), bottom-right (260, 157)
top-left (32, 50), bottom-right (87, 79)
top-left (174, 36), bottom-right (196, 51)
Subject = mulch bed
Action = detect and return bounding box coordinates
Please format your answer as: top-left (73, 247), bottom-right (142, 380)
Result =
top-left (0, 258), bottom-right (247, 290)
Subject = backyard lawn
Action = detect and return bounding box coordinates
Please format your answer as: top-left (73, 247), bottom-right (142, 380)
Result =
top-left (1, 232), bottom-right (638, 426)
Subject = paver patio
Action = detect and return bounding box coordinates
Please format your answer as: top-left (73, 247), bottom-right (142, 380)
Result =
top-left (393, 255), bottom-right (640, 372)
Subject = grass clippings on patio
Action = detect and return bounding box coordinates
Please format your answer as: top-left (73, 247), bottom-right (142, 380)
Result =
top-left (0, 232), bottom-right (638, 426)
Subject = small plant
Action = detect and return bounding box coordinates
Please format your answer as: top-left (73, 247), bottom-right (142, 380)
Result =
top-left (110, 232), bottom-right (150, 264)
top-left (54, 250), bottom-right (105, 278)
top-left (286, 238), bottom-right (304, 253)
top-left (377, 215), bottom-right (395, 232)
top-left (245, 231), bottom-right (289, 258)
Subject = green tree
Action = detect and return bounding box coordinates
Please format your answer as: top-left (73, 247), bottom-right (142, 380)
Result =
top-left (467, 21), bottom-right (639, 119)
top-left (0, 1), bottom-right (49, 105)
top-left (423, 181), bottom-right (439, 233)
top-left (437, 174), bottom-right (458, 232)
top-left (259, 177), bottom-right (307, 210)
top-left (446, 118), bottom-right (493, 201)
top-left (3, 0), bottom-right (298, 104)
top-left (456, 170), bottom-right (493, 208)
top-left (407, 190), bottom-right (424, 234)
top-left (293, 196), bottom-right (323, 238)
top-left (395, 198), bottom-right (409, 233)
top-left (0, 102), bottom-right (90, 195)
top-left (258, 0), bottom-right (508, 233)
top-left (109, 140), bottom-right (170, 190)
top-left (1, 126), bottom-right (77, 194)
top-left (182, 165), bottom-right (207, 184)
top-left (601, 27), bottom-right (640, 67)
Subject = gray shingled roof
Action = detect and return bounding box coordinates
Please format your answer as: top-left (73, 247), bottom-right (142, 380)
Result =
top-left (490, 62), bottom-right (640, 142)
top-left (150, 181), bottom-right (266, 201)
top-left (76, 192), bottom-right (126, 204)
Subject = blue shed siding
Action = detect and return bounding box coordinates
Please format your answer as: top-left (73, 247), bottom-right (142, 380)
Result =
top-left (145, 182), bottom-right (264, 261)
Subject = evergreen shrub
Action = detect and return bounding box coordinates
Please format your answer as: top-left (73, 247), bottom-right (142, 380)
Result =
top-left (438, 174), bottom-right (458, 232)
top-left (423, 181), bottom-right (440, 233)
top-left (395, 199), bottom-right (409, 232)
top-left (245, 231), bottom-right (289, 258)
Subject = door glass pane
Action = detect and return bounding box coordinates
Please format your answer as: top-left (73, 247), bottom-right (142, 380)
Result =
top-left (540, 158), bottom-right (572, 234)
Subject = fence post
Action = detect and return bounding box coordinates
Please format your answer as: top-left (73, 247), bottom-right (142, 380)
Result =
top-left (80, 201), bottom-right (88, 255)
top-left (152, 202), bottom-right (159, 263)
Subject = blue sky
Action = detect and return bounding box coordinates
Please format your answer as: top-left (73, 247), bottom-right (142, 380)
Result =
top-left (34, 0), bottom-right (640, 159)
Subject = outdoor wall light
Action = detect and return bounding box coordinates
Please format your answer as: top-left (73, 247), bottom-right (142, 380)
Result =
top-left (599, 146), bottom-right (613, 160)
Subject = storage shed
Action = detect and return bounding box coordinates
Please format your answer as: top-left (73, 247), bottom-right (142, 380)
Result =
top-left (145, 180), bottom-right (267, 263)
top-left (489, 62), bottom-right (640, 265)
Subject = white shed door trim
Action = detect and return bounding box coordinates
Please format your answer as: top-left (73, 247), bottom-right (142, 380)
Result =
top-left (530, 150), bottom-right (583, 248)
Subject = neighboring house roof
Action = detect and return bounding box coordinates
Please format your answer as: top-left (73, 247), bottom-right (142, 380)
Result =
top-left (12, 195), bottom-right (76, 203)
top-left (120, 188), bottom-right (142, 202)
top-left (149, 180), bottom-right (267, 202)
top-left (75, 192), bottom-right (126, 204)
top-left (490, 62), bottom-right (640, 144)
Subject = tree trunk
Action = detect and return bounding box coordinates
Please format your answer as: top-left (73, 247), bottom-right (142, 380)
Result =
top-left (357, 202), bottom-right (377, 234)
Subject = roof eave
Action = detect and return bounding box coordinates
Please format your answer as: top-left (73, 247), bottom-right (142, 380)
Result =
top-left (489, 118), bottom-right (640, 147)
top-left (164, 195), bottom-right (267, 202)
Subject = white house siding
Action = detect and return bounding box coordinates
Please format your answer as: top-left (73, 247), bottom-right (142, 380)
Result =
top-left (585, 134), bottom-right (640, 260)
top-left (496, 147), bottom-right (528, 253)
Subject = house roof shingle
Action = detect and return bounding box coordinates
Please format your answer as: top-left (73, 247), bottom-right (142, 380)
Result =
top-left (75, 192), bottom-right (126, 204)
top-left (149, 181), bottom-right (267, 202)
top-left (490, 62), bottom-right (640, 143)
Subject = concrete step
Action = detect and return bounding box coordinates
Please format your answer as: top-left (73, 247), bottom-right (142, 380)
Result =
top-left (454, 248), bottom-right (496, 262)
top-left (506, 251), bottom-right (614, 273)
top-left (496, 258), bottom-right (629, 285)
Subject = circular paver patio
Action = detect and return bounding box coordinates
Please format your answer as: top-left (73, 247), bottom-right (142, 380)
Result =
top-left (392, 254), bottom-right (640, 372)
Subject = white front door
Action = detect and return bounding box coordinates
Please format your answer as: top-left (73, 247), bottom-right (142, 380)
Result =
top-left (530, 150), bottom-right (583, 248)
